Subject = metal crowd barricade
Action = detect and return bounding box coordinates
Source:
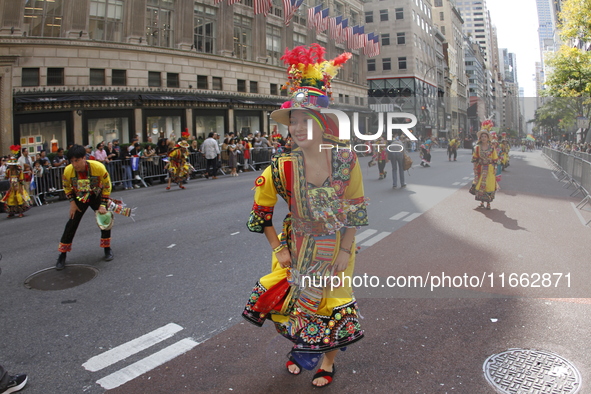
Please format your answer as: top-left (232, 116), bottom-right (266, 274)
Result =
top-left (543, 147), bottom-right (591, 226)
top-left (250, 146), bottom-right (275, 170)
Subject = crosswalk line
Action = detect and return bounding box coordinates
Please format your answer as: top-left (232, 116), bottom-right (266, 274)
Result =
top-left (355, 229), bottom-right (377, 243)
top-left (96, 338), bottom-right (199, 390)
top-left (83, 323), bottom-right (183, 372)
top-left (402, 213), bottom-right (422, 222)
top-left (460, 182), bottom-right (468, 186)
top-left (452, 182), bottom-right (460, 185)
top-left (361, 231), bottom-right (391, 246)
top-left (390, 211), bottom-right (410, 220)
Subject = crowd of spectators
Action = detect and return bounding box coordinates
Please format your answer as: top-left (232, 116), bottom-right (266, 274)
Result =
top-left (548, 140), bottom-right (591, 154)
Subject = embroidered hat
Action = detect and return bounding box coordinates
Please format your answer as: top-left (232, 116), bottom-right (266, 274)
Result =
top-left (476, 129), bottom-right (491, 140)
top-left (177, 140), bottom-right (190, 149)
top-left (96, 211), bottom-right (114, 230)
top-left (270, 44), bottom-right (351, 145)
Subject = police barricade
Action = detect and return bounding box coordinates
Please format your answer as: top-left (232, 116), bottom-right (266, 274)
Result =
top-left (543, 148), bottom-right (591, 225)
top-left (30, 166), bottom-right (66, 205)
top-left (250, 146), bottom-right (275, 171)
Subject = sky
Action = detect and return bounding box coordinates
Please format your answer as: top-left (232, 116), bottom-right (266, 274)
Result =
top-left (485, 0), bottom-right (541, 98)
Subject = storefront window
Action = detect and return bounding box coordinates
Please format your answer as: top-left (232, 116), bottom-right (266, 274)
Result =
top-left (235, 113), bottom-right (261, 138)
top-left (147, 115), bottom-right (181, 141)
top-left (194, 114), bottom-right (225, 139)
top-left (19, 120), bottom-right (67, 153)
top-left (88, 117), bottom-right (130, 146)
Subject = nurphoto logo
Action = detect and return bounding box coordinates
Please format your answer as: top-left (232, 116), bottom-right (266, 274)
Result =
top-left (314, 110), bottom-right (418, 153)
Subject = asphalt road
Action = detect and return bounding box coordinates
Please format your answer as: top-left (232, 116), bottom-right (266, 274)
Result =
top-left (1, 147), bottom-right (589, 393)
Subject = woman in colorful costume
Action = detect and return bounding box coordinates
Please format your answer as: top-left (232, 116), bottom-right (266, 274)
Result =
top-left (500, 139), bottom-right (510, 169)
top-left (1, 161), bottom-right (31, 218)
top-left (165, 140), bottom-right (192, 190)
top-left (471, 129), bottom-right (499, 209)
top-left (242, 44), bottom-right (368, 388)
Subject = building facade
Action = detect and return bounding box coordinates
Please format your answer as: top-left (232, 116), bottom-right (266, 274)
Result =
top-left (0, 0), bottom-right (369, 154)
top-left (364, 0), bottom-right (440, 139)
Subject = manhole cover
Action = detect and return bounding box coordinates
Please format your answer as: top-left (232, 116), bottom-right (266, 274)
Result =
top-left (24, 265), bottom-right (99, 290)
top-left (484, 349), bottom-right (582, 394)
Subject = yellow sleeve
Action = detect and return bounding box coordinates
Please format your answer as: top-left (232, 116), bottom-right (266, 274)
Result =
top-left (246, 165), bottom-right (278, 233)
top-left (62, 165), bottom-right (75, 201)
top-left (343, 154), bottom-right (368, 227)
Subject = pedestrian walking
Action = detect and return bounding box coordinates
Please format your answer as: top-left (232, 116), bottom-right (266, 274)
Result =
top-left (388, 137), bottom-right (406, 189)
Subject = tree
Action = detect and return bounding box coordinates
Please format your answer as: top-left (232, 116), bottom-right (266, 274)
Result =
top-left (544, 47), bottom-right (591, 97)
top-left (559, 0), bottom-right (591, 42)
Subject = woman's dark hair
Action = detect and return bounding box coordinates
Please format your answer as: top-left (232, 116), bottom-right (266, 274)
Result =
top-left (66, 144), bottom-right (86, 160)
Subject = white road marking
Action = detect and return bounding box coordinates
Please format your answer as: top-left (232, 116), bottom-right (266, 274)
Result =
top-left (460, 182), bottom-right (468, 186)
top-left (355, 229), bottom-right (377, 243)
top-left (463, 177), bottom-right (472, 180)
top-left (167, 244), bottom-right (176, 248)
top-left (96, 338), bottom-right (199, 390)
top-left (452, 182), bottom-right (460, 185)
top-left (389, 211), bottom-right (410, 220)
top-left (230, 232), bottom-right (240, 235)
top-left (361, 231), bottom-right (391, 246)
top-left (83, 323), bottom-right (183, 372)
top-left (402, 213), bottom-right (422, 222)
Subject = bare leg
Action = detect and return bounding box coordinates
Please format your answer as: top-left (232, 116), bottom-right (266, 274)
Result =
top-left (312, 350), bottom-right (337, 387)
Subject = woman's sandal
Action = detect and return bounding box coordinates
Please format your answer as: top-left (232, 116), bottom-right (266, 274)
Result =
top-left (478, 203), bottom-right (485, 209)
top-left (312, 365), bottom-right (336, 388)
top-left (165, 186), bottom-right (171, 190)
top-left (286, 353), bottom-right (302, 375)
top-left (486, 203), bottom-right (491, 210)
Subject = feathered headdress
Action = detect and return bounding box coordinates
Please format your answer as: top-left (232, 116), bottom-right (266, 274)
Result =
top-left (271, 44), bottom-right (351, 139)
top-left (281, 43), bottom-right (351, 97)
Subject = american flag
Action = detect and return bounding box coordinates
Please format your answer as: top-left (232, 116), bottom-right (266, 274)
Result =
top-left (364, 33), bottom-right (380, 57)
top-left (227, 0), bottom-right (241, 4)
top-left (347, 25), bottom-right (358, 49)
top-left (357, 26), bottom-right (367, 49)
top-left (283, 0), bottom-right (304, 26)
top-left (308, 5), bottom-right (322, 30)
top-left (316, 8), bottom-right (329, 34)
top-left (329, 16), bottom-right (342, 40)
top-left (254, 0), bottom-right (272, 16)
top-left (337, 18), bottom-right (348, 43)
top-left (364, 32), bottom-right (374, 56)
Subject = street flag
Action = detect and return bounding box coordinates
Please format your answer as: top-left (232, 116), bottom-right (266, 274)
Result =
top-left (283, 0), bottom-right (304, 26)
top-left (337, 18), bottom-right (348, 43)
top-left (254, 0), bottom-right (272, 16)
top-left (227, 0), bottom-right (241, 4)
top-left (316, 8), bottom-right (329, 34)
top-left (308, 5), bottom-right (322, 30)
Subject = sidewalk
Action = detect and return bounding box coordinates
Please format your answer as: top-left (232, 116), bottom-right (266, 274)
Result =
top-left (109, 151), bottom-right (591, 393)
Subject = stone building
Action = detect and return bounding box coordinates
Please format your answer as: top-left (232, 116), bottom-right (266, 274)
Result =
top-left (0, 0), bottom-right (368, 154)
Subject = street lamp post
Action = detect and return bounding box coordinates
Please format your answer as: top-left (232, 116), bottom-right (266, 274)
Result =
top-left (421, 64), bottom-right (438, 139)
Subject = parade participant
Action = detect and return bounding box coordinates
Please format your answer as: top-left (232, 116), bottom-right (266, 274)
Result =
top-left (470, 129), bottom-right (499, 210)
top-left (55, 144), bottom-right (132, 270)
top-left (500, 139), bottom-right (510, 169)
top-left (447, 137), bottom-right (460, 161)
top-left (165, 140), bottom-right (192, 190)
top-left (420, 137), bottom-right (433, 167)
top-left (1, 160), bottom-right (31, 218)
top-left (242, 44), bottom-right (368, 388)
top-left (372, 136), bottom-right (389, 179)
